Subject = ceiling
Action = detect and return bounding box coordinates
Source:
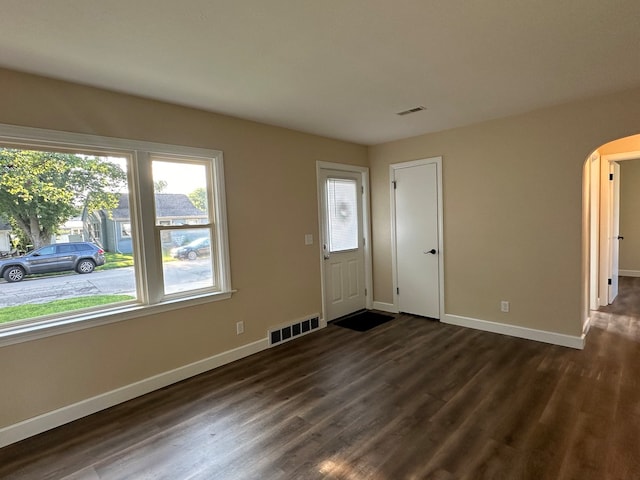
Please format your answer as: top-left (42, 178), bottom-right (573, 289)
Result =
top-left (1, 1), bottom-right (639, 145)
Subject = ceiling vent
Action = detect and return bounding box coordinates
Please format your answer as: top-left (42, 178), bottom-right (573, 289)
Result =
top-left (396, 106), bottom-right (426, 116)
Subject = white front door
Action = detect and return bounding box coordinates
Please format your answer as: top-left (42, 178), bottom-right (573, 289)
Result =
top-left (392, 159), bottom-right (442, 318)
top-left (319, 169), bottom-right (366, 321)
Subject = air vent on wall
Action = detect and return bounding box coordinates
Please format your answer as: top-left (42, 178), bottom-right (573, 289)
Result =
top-left (396, 106), bottom-right (426, 116)
top-left (269, 314), bottom-right (320, 346)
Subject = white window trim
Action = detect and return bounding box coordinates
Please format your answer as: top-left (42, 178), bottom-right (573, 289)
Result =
top-left (0, 124), bottom-right (234, 347)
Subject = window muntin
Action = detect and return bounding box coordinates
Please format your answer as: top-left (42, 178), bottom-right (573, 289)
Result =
top-left (0, 126), bottom-right (230, 336)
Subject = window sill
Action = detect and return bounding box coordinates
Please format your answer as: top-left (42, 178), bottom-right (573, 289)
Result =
top-left (0, 290), bottom-right (236, 347)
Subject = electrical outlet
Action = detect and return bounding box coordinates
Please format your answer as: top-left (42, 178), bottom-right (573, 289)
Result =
top-left (236, 321), bottom-right (244, 335)
top-left (500, 301), bottom-right (510, 313)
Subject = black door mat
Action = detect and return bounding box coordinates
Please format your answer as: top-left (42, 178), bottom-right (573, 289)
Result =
top-left (332, 310), bottom-right (394, 332)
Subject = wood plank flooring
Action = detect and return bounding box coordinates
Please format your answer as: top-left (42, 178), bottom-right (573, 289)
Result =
top-left (599, 276), bottom-right (640, 316)
top-left (1, 308), bottom-right (640, 479)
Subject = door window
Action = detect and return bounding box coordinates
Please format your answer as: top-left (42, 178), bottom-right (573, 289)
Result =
top-left (326, 178), bottom-right (358, 252)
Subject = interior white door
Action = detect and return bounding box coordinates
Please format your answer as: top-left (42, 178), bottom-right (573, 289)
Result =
top-left (609, 161), bottom-right (621, 303)
top-left (394, 162), bottom-right (440, 318)
top-left (319, 170), bottom-right (366, 321)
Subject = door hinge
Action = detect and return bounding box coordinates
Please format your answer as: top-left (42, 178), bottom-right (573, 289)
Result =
top-left (364, 288), bottom-right (368, 296)
top-left (396, 287), bottom-right (400, 295)
top-left (363, 237), bottom-right (366, 246)
top-left (609, 173), bottom-right (614, 181)
top-left (608, 278), bottom-right (612, 285)
top-left (392, 180), bottom-right (397, 189)
top-left (361, 185), bottom-right (364, 194)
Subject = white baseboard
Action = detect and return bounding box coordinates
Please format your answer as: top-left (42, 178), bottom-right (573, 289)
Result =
top-left (0, 337), bottom-right (269, 449)
top-left (619, 270), bottom-right (640, 277)
top-left (442, 314), bottom-right (585, 350)
top-left (372, 301), bottom-right (398, 313)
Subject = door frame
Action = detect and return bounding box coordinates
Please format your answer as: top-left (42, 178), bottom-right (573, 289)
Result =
top-left (598, 151), bottom-right (640, 306)
top-left (390, 156), bottom-right (445, 317)
top-left (316, 161), bottom-right (373, 321)
top-left (588, 152), bottom-right (600, 311)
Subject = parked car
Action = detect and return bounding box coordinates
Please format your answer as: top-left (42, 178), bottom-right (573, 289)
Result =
top-left (170, 237), bottom-right (210, 260)
top-left (0, 242), bottom-right (105, 283)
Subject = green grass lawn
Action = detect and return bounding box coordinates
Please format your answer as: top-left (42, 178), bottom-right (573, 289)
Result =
top-left (97, 252), bottom-right (135, 270)
top-left (0, 294), bottom-right (135, 324)
top-left (97, 252), bottom-right (176, 269)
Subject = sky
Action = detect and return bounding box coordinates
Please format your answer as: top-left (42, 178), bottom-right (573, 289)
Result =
top-left (151, 160), bottom-right (206, 194)
top-left (108, 156), bottom-right (206, 194)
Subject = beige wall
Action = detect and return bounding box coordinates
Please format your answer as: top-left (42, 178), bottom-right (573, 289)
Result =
top-left (369, 87), bottom-right (640, 337)
top-left (619, 160), bottom-right (640, 273)
top-left (1, 65), bottom-right (640, 433)
top-left (0, 68), bottom-right (368, 428)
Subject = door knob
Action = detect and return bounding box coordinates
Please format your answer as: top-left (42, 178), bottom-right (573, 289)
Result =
top-left (424, 249), bottom-right (437, 255)
top-left (617, 236), bottom-right (624, 240)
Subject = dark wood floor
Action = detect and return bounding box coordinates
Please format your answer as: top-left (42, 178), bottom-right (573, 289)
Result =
top-left (599, 275), bottom-right (640, 316)
top-left (1, 307), bottom-right (640, 479)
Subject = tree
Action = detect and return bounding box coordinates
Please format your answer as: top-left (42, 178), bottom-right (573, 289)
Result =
top-left (188, 187), bottom-right (207, 211)
top-left (154, 179), bottom-right (168, 193)
top-left (0, 148), bottom-right (127, 248)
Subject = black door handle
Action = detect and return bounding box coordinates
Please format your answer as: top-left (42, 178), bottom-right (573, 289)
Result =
top-left (423, 249), bottom-right (437, 255)
top-left (618, 236), bottom-right (624, 240)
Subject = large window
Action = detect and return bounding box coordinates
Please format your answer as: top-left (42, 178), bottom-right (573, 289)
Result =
top-left (0, 125), bottom-right (231, 342)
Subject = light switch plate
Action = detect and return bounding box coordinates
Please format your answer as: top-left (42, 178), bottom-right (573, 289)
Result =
top-left (305, 234), bottom-right (313, 245)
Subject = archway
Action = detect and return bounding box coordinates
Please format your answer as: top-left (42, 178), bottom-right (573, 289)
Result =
top-left (583, 133), bottom-right (640, 330)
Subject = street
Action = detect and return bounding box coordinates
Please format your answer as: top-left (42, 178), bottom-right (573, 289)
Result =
top-left (0, 260), bottom-right (213, 307)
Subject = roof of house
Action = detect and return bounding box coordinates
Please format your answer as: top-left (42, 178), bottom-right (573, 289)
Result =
top-left (110, 193), bottom-right (206, 220)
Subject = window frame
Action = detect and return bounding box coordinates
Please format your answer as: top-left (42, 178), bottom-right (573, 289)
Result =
top-left (149, 154), bottom-right (220, 299)
top-left (120, 223), bottom-right (132, 239)
top-left (0, 124), bottom-right (233, 347)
